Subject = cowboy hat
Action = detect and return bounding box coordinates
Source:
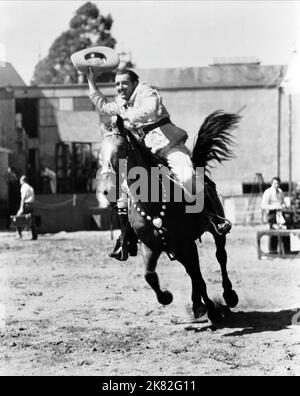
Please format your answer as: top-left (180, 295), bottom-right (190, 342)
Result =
top-left (71, 46), bottom-right (120, 76)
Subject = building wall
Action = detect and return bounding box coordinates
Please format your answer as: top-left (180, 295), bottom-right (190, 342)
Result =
top-left (9, 77), bottom-right (300, 197)
top-left (292, 95), bottom-right (300, 184)
top-left (14, 85), bottom-right (114, 171)
top-left (280, 93), bottom-right (300, 185)
top-left (0, 90), bottom-right (27, 175)
top-left (34, 193), bottom-right (117, 233)
top-left (160, 86), bottom-right (299, 195)
top-left (0, 151), bottom-right (9, 200)
top-left (0, 93), bottom-right (15, 150)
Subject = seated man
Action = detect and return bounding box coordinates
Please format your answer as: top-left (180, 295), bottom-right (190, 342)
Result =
top-left (87, 68), bottom-right (231, 260)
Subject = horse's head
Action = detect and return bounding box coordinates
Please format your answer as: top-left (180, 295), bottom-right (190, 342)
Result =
top-left (96, 114), bottom-right (159, 206)
top-left (96, 116), bottom-right (127, 204)
top-left (101, 116), bottom-right (127, 168)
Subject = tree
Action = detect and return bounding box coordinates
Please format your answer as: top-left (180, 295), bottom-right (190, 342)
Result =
top-left (31, 2), bottom-right (124, 85)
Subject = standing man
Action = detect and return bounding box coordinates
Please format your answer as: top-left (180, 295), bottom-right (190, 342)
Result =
top-left (40, 165), bottom-right (57, 194)
top-left (261, 177), bottom-right (289, 253)
top-left (16, 175), bottom-right (38, 240)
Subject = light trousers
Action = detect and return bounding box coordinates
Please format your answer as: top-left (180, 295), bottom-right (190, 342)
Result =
top-left (117, 143), bottom-right (199, 208)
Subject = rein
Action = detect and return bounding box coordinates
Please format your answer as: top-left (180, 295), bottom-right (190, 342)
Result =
top-left (100, 131), bottom-right (126, 176)
top-left (103, 131), bottom-right (124, 138)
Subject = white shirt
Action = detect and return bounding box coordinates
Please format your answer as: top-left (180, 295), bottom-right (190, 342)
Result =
top-left (89, 81), bottom-right (170, 129)
top-left (21, 183), bottom-right (35, 203)
top-left (89, 82), bottom-right (187, 154)
top-left (261, 186), bottom-right (285, 211)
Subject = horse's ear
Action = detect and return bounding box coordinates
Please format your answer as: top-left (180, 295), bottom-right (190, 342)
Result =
top-left (116, 115), bottom-right (124, 132)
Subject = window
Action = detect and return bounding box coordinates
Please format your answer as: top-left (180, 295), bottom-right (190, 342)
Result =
top-left (39, 98), bottom-right (58, 127)
top-left (59, 98), bottom-right (73, 111)
top-left (73, 97), bottom-right (94, 111)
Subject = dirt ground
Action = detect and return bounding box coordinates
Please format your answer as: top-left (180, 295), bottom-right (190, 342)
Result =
top-left (0, 225), bottom-right (300, 376)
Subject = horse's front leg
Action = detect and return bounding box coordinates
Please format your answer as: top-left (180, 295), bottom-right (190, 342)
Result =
top-left (141, 243), bottom-right (173, 305)
top-left (175, 240), bottom-right (222, 323)
top-left (213, 233), bottom-right (239, 308)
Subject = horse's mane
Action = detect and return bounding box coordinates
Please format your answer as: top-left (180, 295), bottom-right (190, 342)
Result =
top-left (191, 110), bottom-right (240, 169)
top-left (126, 133), bottom-right (157, 166)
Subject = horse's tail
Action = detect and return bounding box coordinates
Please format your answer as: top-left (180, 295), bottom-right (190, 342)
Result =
top-left (191, 110), bottom-right (240, 169)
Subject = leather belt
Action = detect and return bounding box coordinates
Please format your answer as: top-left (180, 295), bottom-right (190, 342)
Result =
top-left (141, 117), bottom-right (171, 134)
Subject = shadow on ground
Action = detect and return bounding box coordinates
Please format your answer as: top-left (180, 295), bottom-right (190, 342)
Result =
top-left (186, 308), bottom-right (300, 336)
top-left (222, 308), bottom-right (300, 336)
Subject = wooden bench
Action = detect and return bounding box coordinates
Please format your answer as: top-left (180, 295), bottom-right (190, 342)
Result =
top-left (257, 228), bottom-right (300, 259)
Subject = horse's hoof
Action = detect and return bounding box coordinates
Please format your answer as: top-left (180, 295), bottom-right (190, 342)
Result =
top-left (109, 248), bottom-right (128, 261)
top-left (223, 290), bottom-right (239, 308)
top-left (193, 302), bottom-right (207, 319)
top-left (157, 290), bottom-right (173, 305)
top-left (207, 307), bottom-right (223, 324)
top-left (128, 243), bottom-right (138, 257)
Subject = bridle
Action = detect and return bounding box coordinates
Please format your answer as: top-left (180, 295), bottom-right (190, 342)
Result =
top-left (99, 130), bottom-right (126, 177)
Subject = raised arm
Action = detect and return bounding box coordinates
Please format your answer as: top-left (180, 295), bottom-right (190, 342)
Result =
top-left (87, 68), bottom-right (119, 115)
top-left (86, 67), bottom-right (98, 93)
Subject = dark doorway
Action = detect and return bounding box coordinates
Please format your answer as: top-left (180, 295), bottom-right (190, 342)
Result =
top-left (15, 98), bottom-right (38, 138)
top-left (55, 142), bottom-right (92, 193)
top-left (27, 148), bottom-right (39, 190)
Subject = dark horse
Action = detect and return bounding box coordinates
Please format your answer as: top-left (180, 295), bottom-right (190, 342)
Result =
top-left (98, 111), bottom-right (240, 323)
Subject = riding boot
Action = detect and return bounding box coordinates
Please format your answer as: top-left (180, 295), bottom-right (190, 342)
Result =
top-left (109, 207), bottom-right (138, 261)
top-left (204, 181), bottom-right (232, 236)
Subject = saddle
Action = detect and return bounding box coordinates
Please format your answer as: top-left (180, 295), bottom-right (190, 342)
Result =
top-left (132, 134), bottom-right (214, 198)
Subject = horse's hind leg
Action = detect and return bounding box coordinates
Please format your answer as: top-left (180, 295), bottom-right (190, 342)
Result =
top-left (141, 243), bottom-right (173, 305)
top-left (213, 233), bottom-right (239, 308)
top-left (176, 240), bottom-right (222, 322)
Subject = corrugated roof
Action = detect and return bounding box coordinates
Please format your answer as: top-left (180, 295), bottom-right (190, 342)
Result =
top-left (55, 111), bottom-right (102, 143)
top-left (0, 62), bottom-right (26, 87)
top-left (135, 64), bottom-right (286, 89)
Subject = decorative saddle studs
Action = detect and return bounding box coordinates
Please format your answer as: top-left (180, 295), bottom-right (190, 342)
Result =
top-left (152, 217), bottom-right (163, 229)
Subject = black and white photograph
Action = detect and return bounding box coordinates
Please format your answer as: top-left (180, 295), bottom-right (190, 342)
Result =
top-left (0, 0), bottom-right (300, 378)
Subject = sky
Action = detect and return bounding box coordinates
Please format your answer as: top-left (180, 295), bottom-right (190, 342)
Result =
top-left (0, 0), bottom-right (300, 84)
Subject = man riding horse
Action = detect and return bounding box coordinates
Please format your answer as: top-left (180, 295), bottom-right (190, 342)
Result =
top-left (87, 68), bottom-right (232, 260)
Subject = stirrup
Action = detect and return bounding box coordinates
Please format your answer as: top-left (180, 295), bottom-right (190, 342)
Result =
top-left (211, 218), bottom-right (232, 236)
top-left (109, 236), bottom-right (138, 261)
top-left (109, 237), bottom-right (129, 261)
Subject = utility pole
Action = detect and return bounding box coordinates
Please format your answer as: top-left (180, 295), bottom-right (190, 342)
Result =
top-left (288, 94), bottom-right (293, 201)
top-left (277, 66), bottom-right (284, 179)
top-left (277, 86), bottom-right (282, 178)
